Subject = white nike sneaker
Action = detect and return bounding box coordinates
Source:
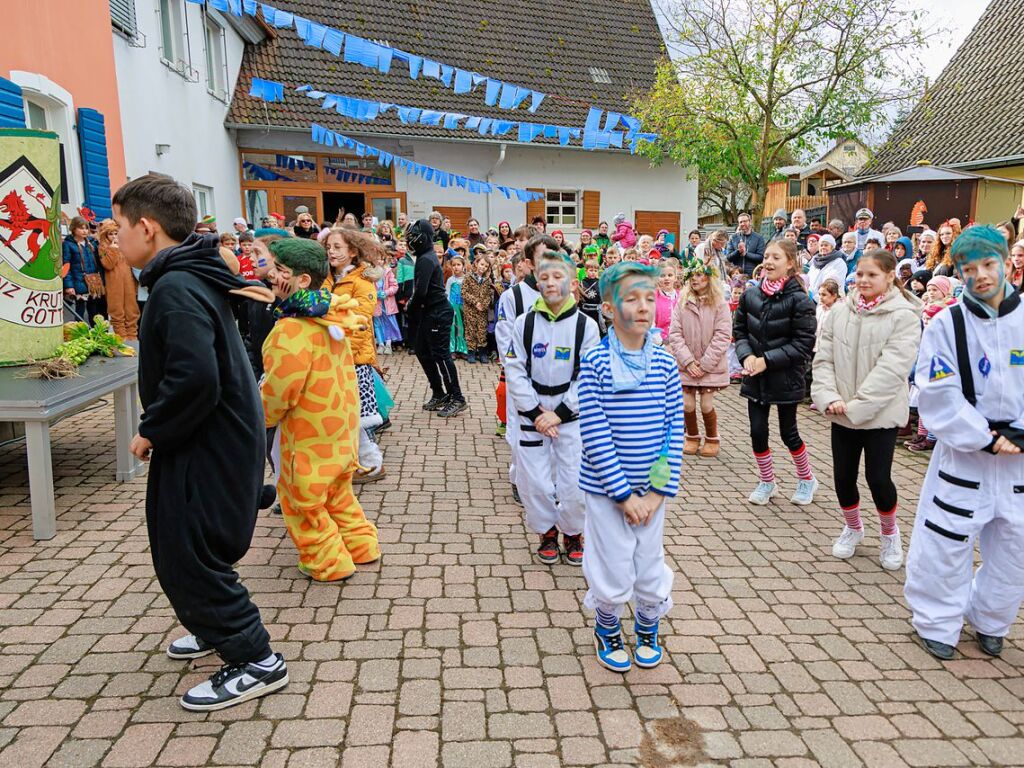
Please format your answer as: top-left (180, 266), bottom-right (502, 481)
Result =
top-left (180, 654), bottom-right (289, 711)
top-left (832, 526), bottom-right (864, 559)
top-left (879, 531), bottom-right (904, 570)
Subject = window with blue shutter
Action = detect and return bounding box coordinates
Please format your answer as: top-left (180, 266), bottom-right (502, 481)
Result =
top-left (76, 108), bottom-right (113, 219)
top-left (0, 76), bottom-right (27, 128)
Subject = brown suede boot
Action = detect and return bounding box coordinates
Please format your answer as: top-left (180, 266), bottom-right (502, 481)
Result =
top-left (683, 410), bottom-right (701, 455)
top-left (699, 409), bottom-right (720, 458)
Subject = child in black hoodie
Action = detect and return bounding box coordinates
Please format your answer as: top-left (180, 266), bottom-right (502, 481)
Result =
top-left (113, 174), bottom-right (287, 712)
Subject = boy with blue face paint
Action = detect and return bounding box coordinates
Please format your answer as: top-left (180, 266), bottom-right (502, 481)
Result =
top-left (904, 225), bottom-right (1024, 661)
top-left (505, 251), bottom-right (600, 566)
top-left (577, 262), bottom-right (685, 672)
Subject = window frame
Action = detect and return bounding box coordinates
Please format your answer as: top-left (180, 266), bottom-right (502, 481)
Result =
top-left (110, 0), bottom-right (138, 38)
top-left (544, 189), bottom-right (579, 228)
top-left (203, 11), bottom-right (228, 101)
top-left (193, 183), bottom-right (215, 219)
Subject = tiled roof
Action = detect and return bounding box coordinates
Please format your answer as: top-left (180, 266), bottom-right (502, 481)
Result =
top-left (862, 0), bottom-right (1024, 175)
top-left (227, 0), bottom-right (665, 147)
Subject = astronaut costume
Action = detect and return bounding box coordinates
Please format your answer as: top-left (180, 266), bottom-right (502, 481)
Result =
top-left (495, 277), bottom-right (541, 488)
top-left (904, 226), bottom-right (1024, 657)
top-left (504, 297), bottom-right (600, 536)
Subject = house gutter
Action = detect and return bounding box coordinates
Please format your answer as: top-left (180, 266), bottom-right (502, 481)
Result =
top-left (485, 143), bottom-right (507, 228)
top-left (947, 155), bottom-right (1024, 172)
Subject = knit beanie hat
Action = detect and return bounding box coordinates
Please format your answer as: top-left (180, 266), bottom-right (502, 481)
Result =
top-left (927, 275), bottom-right (952, 297)
top-left (613, 212), bottom-right (626, 226)
top-left (772, 208), bottom-right (788, 221)
top-left (950, 224), bottom-right (1008, 265)
top-left (269, 237), bottom-right (328, 286)
top-left (817, 234), bottom-right (836, 249)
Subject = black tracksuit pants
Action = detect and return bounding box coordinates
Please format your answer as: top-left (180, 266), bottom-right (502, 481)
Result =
top-left (414, 309), bottom-right (463, 401)
top-left (146, 450), bottom-right (271, 665)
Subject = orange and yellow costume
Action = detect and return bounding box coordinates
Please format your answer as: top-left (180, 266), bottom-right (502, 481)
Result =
top-left (261, 292), bottom-right (380, 581)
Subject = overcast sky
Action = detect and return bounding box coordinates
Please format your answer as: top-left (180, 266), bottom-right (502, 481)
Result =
top-left (920, 0), bottom-right (988, 80)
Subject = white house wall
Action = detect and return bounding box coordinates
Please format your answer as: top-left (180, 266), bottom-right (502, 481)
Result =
top-left (234, 128), bottom-right (697, 234)
top-left (113, 1), bottom-right (244, 223)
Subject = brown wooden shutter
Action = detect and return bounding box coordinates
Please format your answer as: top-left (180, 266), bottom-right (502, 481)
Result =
top-left (582, 190), bottom-right (600, 229)
top-left (525, 188), bottom-right (545, 225)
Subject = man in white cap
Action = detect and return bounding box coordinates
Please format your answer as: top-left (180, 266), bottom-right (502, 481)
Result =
top-left (233, 217), bottom-right (252, 236)
top-left (853, 208), bottom-right (884, 253)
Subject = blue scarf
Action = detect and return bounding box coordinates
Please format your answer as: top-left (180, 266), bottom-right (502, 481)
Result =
top-left (606, 326), bottom-right (654, 392)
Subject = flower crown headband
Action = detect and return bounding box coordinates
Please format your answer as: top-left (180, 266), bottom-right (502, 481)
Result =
top-left (680, 258), bottom-right (717, 282)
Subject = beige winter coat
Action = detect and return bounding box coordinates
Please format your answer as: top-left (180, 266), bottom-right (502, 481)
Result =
top-left (811, 287), bottom-right (922, 429)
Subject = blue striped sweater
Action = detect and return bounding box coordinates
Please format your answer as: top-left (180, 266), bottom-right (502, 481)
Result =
top-left (578, 340), bottom-right (685, 502)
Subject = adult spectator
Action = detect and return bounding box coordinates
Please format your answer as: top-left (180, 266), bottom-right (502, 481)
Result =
top-left (293, 207), bottom-right (319, 239)
top-left (466, 218), bottom-right (486, 249)
top-left (396, 212), bottom-right (408, 237)
top-left (531, 215), bottom-right (547, 234)
top-left (809, 217), bottom-right (824, 236)
top-left (790, 209), bottom-right (810, 250)
top-left (725, 211), bottom-right (766, 275)
top-left (694, 230), bottom-right (730, 280)
top-left (361, 212), bottom-right (375, 233)
top-left (853, 208), bottom-right (884, 253)
top-left (428, 211), bottom-right (451, 250)
top-left (681, 230), bottom-right (701, 261)
top-left (594, 221), bottom-right (611, 251)
top-left (233, 217), bottom-right (251, 236)
top-left (828, 218), bottom-right (846, 242)
top-left (767, 209), bottom-right (788, 241)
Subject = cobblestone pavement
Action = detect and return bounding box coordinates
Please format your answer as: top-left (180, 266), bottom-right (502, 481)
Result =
top-left (1, 353), bottom-right (1022, 768)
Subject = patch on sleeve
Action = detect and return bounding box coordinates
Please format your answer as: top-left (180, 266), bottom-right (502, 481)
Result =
top-left (497, 305), bottom-right (506, 321)
top-left (1010, 349), bottom-right (1024, 366)
top-left (929, 355), bottom-right (956, 381)
top-left (554, 346), bottom-right (571, 360)
top-left (505, 343), bottom-right (516, 358)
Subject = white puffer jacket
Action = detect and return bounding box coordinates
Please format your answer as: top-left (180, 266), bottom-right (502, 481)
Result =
top-left (811, 287), bottom-right (922, 429)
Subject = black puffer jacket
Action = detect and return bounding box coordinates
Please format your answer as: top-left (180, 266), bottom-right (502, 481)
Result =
top-left (733, 276), bottom-right (817, 404)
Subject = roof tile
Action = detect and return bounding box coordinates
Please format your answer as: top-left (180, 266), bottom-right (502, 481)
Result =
top-left (863, 0), bottom-right (1024, 175)
top-left (227, 0), bottom-right (665, 146)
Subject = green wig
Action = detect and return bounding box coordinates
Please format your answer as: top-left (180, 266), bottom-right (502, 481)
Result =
top-left (599, 260), bottom-right (658, 304)
top-left (269, 237), bottom-right (329, 286)
top-left (949, 224), bottom-right (1008, 265)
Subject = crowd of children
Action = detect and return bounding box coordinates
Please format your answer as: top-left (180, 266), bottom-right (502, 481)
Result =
top-left (108, 172), bottom-right (1024, 708)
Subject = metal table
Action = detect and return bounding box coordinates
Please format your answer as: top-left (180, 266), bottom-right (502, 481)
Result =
top-left (0, 355), bottom-right (142, 540)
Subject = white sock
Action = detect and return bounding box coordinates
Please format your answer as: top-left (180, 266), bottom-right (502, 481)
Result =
top-left (253, 653), bottom-right (278, 668)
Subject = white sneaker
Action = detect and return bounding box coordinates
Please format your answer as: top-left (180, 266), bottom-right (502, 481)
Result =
top-left (880, 531), bottom-right (904, 570)
top-left (376, 344), bottom-right (384, 354)
top-left (383, 342), bottom-right (393, 355)
top-left (791, 477), bottom-right (819, 506)
top-left (748, 481), bottom-right (778, 505)
top-left (832, 526), bottom-right (864, 559)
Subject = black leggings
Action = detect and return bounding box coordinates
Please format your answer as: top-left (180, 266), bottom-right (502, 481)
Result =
top-left (831, 424), bottom-right (898, 510)
top-left (748, 400), bottom-right (803, 454)
top-left (414, 313), bottom-right (463, 401)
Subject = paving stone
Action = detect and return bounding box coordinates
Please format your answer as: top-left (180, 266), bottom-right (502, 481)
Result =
top-left (0, 356), bottom-right (1020, 767)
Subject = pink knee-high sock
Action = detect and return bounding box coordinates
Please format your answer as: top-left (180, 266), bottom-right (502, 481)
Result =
top-left (754, 450), bottom-right (774, 483)
top-left (878, 505), bottom-right (899, 536)
top-left (789, 444), bottom-right (813, 481)
top-left (842, 503), bottom-right (863, 531)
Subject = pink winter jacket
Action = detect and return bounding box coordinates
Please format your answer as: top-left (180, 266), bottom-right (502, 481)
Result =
top-left (373, 267), bottom-right (399, 317)
top-left (610, 221), bottom-right (637, 249)
top-left (667, 296), bottom-right (733, 388)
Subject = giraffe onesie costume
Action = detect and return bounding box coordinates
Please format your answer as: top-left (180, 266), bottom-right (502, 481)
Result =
top-left (261, 293), bottom-right (380, 581)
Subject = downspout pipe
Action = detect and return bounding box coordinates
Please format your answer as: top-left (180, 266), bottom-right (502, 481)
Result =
top-left (486, 143), bottom-right (507, 229)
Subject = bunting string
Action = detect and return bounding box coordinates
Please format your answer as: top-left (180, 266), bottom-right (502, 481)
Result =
top-left (309, 124), bottom-right (545, 202)
top-left (249, 78), bottom-right (658, 153)
top-left (190, 0), bottom-right (547, 113)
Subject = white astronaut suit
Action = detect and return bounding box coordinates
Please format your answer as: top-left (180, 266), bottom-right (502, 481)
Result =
top-left (904, 288), bottom-right (1024, 650)
top-left (496, 279), bottom-right (541, 489)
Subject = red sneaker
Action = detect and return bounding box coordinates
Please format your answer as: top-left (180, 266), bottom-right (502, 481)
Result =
top-left (562, 534), bottom-right (584, 566)
top-left (537, 528), bottom-right (560, 565)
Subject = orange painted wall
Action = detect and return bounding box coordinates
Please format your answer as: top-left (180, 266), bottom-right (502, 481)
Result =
top-left (1, 1), bottom-right (127, 186)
